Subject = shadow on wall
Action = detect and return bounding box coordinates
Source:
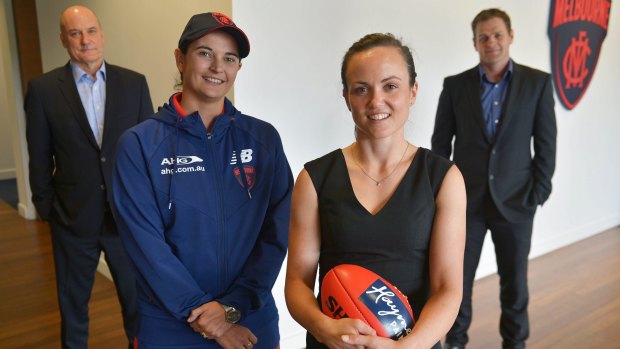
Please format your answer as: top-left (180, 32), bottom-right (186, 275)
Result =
top-left (0, 179), bottom-right (17, 209)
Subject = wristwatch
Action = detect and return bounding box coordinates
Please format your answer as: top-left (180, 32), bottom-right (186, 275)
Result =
top-left (221, 304), bottom-right (241, 323)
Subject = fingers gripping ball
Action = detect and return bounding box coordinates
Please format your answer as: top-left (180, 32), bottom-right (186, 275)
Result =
top-left (321, 264), bottom-right (415, 340)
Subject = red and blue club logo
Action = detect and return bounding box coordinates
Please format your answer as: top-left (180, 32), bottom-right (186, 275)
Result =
top-left (548, 0), bottom-right (612, 110)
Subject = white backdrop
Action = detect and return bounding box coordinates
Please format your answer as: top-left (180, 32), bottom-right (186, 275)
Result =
top-left (233, 1), bottom-right (620, 347)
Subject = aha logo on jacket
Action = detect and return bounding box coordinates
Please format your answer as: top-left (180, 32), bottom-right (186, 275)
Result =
top-left (161, 156), bottom-right (203, 165)
top-left (160, 155), bottom-right (205, 175)
top-left (548, 0), bottom-right (612, 110)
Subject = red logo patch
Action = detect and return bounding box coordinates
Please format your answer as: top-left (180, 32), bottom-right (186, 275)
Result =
top-left (234, 166), bottom-right (256, 190)
top-left (212, 12), bottom-right (234, 27)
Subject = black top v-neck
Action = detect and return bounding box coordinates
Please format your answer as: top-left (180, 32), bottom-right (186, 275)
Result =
top-left (347, 146), bottom-right (419, 216)
top-left (304, 147), bottom-right (452, 348)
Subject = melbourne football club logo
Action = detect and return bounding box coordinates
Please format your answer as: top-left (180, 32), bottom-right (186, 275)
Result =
top-left (212, 12), bottom-right (234, 27)
top-left (548, 0), bottom-right (612, 110)
top-left (234, 166), bottom-right (256, 190)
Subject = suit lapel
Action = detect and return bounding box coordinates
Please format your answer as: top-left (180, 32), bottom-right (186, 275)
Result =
top-left (58, 63), bottom-right (100, 149)
top-left (494, 62), bottom-right (523, 144)
top-left (464, 67), bottom-right (492, 144)
top-left (101, 63), bottom-right (117, 150)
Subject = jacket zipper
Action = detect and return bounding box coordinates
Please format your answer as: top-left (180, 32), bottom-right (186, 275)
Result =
top-left (206, 131), bottom-right (228, 291)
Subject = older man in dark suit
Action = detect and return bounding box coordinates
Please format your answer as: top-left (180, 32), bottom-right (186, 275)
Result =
top-left (431, 8), bottom-right (557, 349)
top-left (25, 5), bottom-right (153, 349)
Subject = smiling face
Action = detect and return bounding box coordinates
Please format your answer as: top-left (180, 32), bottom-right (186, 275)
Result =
top-left (60, 6), bottom-right (105, 75)
top-left (175, 30), bottom-right (242, 103)
top-left (343, 46), bottom-right (417, 140)
top-left (474, 16), bottom-right (513, 71)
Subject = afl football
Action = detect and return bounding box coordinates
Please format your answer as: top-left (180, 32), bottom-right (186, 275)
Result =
top-left (320, 264), bottom-right (415, 340)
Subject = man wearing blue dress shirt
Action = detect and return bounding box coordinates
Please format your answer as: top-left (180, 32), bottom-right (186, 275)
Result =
top-left (25, 6), bottom-right (153, 348)
top-left (432, 8), bottom-right (557, 349)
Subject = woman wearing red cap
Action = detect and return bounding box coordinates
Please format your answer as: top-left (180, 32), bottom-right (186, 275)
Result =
top-left (285, 33), bottom-right (466, 349)
top-left (111, 13), bottom-right (293, 349)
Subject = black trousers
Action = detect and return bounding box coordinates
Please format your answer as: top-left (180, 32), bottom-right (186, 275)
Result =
top-left (49, 212), bottom-right (137, 349)
top-left (446, 194), bottom-right (533, 349)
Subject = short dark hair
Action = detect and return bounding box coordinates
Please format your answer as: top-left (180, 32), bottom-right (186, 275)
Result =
top-left (471, 8), bottom-right (512, 38)
top-left (341, 33), bottom-right (417, 91)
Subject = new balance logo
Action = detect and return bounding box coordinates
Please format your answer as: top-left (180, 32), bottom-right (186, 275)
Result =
top-left (230, 149), bottom-right (253, 165)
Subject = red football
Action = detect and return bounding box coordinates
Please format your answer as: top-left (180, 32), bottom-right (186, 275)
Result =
top-left (320, 264), bottom-right (415, 340)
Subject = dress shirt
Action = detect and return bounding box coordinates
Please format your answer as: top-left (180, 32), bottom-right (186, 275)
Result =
top-left (479, 60), bottom-right (512, 139)
top-left (71, 61), bottom-right (106, 147)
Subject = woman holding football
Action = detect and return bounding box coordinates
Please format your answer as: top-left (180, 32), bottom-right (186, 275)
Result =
top-left (285, 33), bottom-right (466, 349)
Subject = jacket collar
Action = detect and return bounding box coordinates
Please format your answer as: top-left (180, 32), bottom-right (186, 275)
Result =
top-left (58, 62), bottom-right (100, 149)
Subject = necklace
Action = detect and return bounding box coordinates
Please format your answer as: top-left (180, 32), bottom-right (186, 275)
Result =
top-left (352, 141), bottom-right (410, 186)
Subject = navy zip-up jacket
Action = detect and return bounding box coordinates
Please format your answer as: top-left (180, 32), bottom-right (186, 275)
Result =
top-left (111, 94), bottom-right (293, 347)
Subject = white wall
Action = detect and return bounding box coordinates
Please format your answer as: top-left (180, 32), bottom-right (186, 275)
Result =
top-left (233, 1), bottom-right (620, 347)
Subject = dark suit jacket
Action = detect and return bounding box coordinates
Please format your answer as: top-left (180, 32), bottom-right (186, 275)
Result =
top-left (431, 62), bottom-right (556, 222)
top-left (25, 61), bottom-right (154, 236)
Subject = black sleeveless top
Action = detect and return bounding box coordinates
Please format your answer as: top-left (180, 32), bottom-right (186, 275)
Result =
top-left (304, 147), bottom-right (452, 349)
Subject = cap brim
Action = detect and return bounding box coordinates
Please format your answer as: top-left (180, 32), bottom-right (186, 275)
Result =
top-left (181, 26), bottom-right (250, 59)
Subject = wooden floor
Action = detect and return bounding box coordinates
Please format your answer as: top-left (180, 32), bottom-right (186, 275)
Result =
top-left (465, 226), bottom-right (620, 348)
top-left (0, 199), bottom-right (619, 348)
top-left (0, 200), bottom-right (127, 348)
